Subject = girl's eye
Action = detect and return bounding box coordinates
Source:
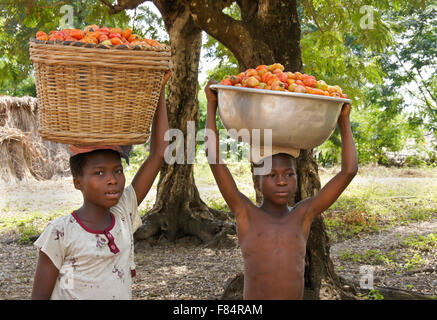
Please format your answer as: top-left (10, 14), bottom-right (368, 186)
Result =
top-left (116, 169), bottom-right (123, 174)
top-left (95, 171), bottom-right (103, 176)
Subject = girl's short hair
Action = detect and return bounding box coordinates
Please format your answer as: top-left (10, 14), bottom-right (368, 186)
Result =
top-left (69, 149), bottom-right (121, 178)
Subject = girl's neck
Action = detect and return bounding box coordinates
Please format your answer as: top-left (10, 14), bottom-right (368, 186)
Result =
top-left (75, 203), bottom-right (112, 230)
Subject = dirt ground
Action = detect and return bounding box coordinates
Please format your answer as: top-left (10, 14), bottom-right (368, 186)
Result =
top-left (1, 173), bottom-right (436, 300)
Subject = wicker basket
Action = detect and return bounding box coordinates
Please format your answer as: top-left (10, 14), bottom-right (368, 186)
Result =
top-left (29, 40), bottom-right (171, 145)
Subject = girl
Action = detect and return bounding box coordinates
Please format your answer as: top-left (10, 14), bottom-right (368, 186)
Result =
top-left (31, 71), bottom-right (171, 300)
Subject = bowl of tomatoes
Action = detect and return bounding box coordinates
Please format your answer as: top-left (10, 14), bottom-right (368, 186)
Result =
top-left (210, 63), bottom-right (351, 152)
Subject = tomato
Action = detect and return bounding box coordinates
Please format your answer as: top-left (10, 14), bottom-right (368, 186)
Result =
top-left (98, 34), bottom-right (109, 42)
top-left (245, 69), bottom-right (257, 77)
top-left (109, 32), bottom-right (122, 39)
top-left (246, 76), bottom-right (260, 87)
top-left (229, 75), bottom-right (240, 85)
top-left (48, 34), bottom-right (63, 42)
top-left (128, 34), bottom-right (139, 42)
top-left (109, 27), bottom-right (122, 35)
top-left (70, 29), bottom-right (84, 40)
top-left (295, 80), bottom-right (304, 86)
top-left (285, 72), bottom-right (294, 79)
top-left (302, 75), bottom-right (317, 87)
top-left (145, 39), bottom-right (160, 47)
top-left (36, 31), bottom-right (48, 41)
top-left (256, 65), bottom-right (269, 72)
top-left (97, 27), bottom-right (110, 34)
top-left (121, 28), bottom-right (132, 39)
top-left (36, 31), bottom-right (47, 38)
top-left (294, 85), bottom-right (306, 93)
top-left (269, 63), bottom-right (285, 73)
top-left (267, 76), bottom-right (279, 86)
top-left (84, 24), bottom-right (99, 33)
top-left (277, 72), bottom-right (288, 83)
top-left (110, 37), bottom-right (122, 45)
top-left (271, 80), bottom-right (285, 91)
top-left (256, 65), bottom-right (269, 77)
top-left (261, 72), bottom-right (274, 84)
top-left (286, 79), bottom-right (295, 86)
top-left (220, 79), bottom-right (233, 85)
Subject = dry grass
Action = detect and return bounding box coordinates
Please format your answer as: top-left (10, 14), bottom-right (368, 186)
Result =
top-left (0, 96), bottom-right (70, 183)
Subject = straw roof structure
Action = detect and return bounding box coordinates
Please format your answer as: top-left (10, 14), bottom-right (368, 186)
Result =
top-left (0, 96), bottom-right (70, 182)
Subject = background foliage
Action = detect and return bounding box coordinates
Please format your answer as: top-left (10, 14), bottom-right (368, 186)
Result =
top-left (0, 0), bottom-right (435, 166)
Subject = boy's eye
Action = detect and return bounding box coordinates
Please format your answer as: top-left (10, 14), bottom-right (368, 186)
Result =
top-left (95, 170), bottom-right (104, 176)
top-left (115, 168), bottom-right (123, 174)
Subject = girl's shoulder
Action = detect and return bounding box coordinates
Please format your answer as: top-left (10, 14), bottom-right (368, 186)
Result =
top-left (41, 213), bottom-right (77, 236)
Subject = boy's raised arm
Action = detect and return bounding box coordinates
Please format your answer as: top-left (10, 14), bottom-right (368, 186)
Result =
top-left (302, 103), bottom-right (358, 230)
top-left (131, 71), bottom-right (171, 205)
top-left (204, 80), bottom-right (252, 218)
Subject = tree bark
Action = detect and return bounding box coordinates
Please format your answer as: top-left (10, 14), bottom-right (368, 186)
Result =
top-left (133, 0), bottom-right (234, 244)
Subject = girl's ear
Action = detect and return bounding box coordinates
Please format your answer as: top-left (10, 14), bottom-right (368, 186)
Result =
top-left (73, 176), bottom-right (82, 191)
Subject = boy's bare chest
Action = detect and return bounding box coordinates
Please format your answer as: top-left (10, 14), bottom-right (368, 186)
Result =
top-left (238, 216), bottom-right (306, 255)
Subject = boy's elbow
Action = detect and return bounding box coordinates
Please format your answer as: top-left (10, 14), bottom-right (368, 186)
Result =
top-left (345, 164), bottom-right (358, 177)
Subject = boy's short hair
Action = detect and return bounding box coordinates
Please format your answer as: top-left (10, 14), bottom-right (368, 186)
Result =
top-left (69, 149), bottom-right (121, 178)
top-left (253, 153), bottom-right (297, 171)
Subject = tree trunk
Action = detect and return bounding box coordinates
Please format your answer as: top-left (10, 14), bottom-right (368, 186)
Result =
top-left (187, 0), bottom-right (349, 299)
top-left (134, 1), bottom-right (234, 244)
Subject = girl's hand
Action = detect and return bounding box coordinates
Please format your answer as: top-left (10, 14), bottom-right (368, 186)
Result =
top-left (161, 70), bottom-right (171, 89)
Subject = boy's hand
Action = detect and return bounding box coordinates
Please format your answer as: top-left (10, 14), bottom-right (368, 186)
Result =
top-left (338, 103), bottom-right (351, 123)
top-left (205, 79), bottom-right (218, 112)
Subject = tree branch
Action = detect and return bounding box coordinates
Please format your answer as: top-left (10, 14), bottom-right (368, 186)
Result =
top-left (99, 0), bottom-right (150, 14)
top-left (182, 0), bottom-right (248, 53)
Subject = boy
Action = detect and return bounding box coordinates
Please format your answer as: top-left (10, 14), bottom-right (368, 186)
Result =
top-left (204, 80), bottom-right (358, 299)
top-left (31, 72), bottom-right (170, 300)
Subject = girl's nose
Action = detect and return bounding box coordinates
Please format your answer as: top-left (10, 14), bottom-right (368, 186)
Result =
top-left (107, 173), bottom-right (117, 184)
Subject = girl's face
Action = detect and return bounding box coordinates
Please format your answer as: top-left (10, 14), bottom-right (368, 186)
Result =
top-left (258, 155), bottom-right (297, 207)
top-left (74, 151), bottom-right (126, 208)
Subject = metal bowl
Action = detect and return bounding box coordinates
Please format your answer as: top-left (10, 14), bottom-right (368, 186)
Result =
top-left (210, 84), bottom-right (351, 151)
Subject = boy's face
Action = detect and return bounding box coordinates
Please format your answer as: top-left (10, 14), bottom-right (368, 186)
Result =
top-left (73, 151), bottom-right (125, 208)
top-left (257, 155), bottom-right (297, 206)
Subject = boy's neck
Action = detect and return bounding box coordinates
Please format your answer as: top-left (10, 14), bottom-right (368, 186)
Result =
top-left (259, 201), bottom-right (291, 217)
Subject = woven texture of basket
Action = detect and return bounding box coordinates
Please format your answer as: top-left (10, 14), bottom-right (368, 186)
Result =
top-left (29, 40), bottom-right (171, 145)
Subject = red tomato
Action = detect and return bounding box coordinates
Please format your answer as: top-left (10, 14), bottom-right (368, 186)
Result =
top-left (220, 79), bottom-right (233, 86)
top-left (109, 33), bottom-right (122, 39)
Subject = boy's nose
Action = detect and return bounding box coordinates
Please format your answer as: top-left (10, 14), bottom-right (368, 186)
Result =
top-left (277, 175), bottom-right (287, 185)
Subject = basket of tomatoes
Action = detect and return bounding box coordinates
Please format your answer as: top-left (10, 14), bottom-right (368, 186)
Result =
top-left (29, 25), bottom-right (171, 145)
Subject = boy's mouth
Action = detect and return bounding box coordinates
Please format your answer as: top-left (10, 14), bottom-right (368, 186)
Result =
top-left (275, 191), bottom-right (289, 197)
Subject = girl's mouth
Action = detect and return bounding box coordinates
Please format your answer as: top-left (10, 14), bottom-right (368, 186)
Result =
top-left (104, 191), bottom-right (120, 199)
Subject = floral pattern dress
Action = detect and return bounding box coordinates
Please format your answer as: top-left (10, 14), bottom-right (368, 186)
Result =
top-left (34, 184), bottom-right (142, 300)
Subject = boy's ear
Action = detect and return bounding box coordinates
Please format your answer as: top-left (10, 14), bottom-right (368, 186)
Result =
top-left (254, 174), bottom-right (261, 190)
